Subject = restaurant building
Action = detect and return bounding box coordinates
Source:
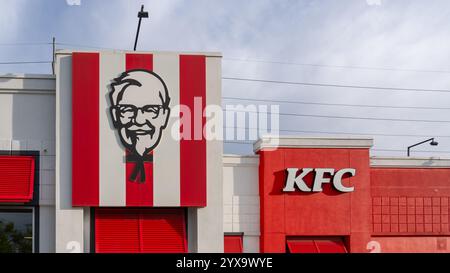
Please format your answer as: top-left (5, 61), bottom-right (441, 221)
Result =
top-left (0, 50), bottom-right (449, 253)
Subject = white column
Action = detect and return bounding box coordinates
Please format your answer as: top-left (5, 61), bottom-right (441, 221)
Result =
top-left (188, 56), bottom-right (224, 252)
top-left (55, 53), bottom-right (85, 253)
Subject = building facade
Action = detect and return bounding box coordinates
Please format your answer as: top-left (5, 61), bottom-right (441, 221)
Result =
top-left (0, 50), bottom-right (450, 253)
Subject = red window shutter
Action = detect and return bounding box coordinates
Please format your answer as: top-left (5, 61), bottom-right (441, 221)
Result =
top-left (224, 235), bottom-right (243, 253)
top-left (140, 209), bottom-right (187, 253)
top-left (95, 208), bottom-right (187, 253)
top-left (287, 238), bottom-right (347, 253)
top-left (95, 209), bottom-right (141, 253)
top-left (0, 156), bottom-right (35, 203)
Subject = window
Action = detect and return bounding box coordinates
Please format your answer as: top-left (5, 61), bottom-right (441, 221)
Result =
top-left (95, 208), bottom-right (187, 253)
top-left (224, 234), bottom-right (243, 253)
top-left (287, 237), bottom-right (348, 253)
top-left (0, 209), bottom-right (33, 253)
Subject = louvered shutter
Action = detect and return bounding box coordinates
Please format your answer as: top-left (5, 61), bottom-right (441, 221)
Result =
top-left (95, 209), bottom-right (140, 253)
top-left (0, 156), bottom-right (35, 203)
top-left (140, 209), bottom-right (187, 253)
top-left (95, 208), bottom-right (187, 253)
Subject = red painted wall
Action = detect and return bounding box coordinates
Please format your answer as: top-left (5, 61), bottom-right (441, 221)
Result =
top-left (371, 168), bottom-right (450, 196)
top-left (258, 148), bottom-right (372, 253)
top-left (370, 168), bottom-right (450, 252)
top-left (370, 237), bottom-right (449, 253)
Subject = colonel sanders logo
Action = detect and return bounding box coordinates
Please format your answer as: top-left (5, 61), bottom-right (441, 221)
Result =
top-left (109, 70), bottom-right (170, 182)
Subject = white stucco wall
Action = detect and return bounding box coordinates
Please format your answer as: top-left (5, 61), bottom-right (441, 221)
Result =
top-left (223, 154), bottom-right (260, 253)
top-left (0, 73), bottom-right (56, 253)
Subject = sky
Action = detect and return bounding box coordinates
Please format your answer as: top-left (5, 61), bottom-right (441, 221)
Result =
top-left (0, 0), bottom-right (449, 157)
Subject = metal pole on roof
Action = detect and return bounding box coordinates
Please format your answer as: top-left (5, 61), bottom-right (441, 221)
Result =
top-left (133, 5), bottom-right (149, 51)
top-left (52, 37), bottom-right (55, 75)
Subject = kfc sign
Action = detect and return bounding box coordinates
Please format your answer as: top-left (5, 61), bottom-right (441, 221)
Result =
top-left (70, 51), bottom-right (221, 207)
top-left (283, 168), bottom-right (356, 193)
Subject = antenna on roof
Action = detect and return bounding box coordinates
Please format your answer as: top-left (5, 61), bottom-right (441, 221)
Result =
top-left (133, 5), bottom-right (149, 51)
top-left (52, 37), bottom-right (55, 75)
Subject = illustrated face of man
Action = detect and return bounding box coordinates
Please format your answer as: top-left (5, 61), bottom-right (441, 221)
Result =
top-left (111, 70), bottom-right (170, 157)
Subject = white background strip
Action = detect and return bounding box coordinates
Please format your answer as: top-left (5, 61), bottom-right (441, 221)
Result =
top-left (99, 52), bottom-right (126, 206)
top-left (153, 53), bottom-right (181, 206)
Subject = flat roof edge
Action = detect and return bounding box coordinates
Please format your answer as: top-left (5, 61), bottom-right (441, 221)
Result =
top-left (0, 74), bottom-right (55, 80)
top-left (254, 135), bottom-right (374, 152)
top-left (223, 154), bottom-right (259, 166)
top-left (55, 49), bottom-right (222, 57)
top-left (370, 156), bottom-right (450, 168)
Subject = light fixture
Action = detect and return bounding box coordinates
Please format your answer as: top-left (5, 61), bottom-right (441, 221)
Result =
top-left (407, 138), bottom-right (438, 157)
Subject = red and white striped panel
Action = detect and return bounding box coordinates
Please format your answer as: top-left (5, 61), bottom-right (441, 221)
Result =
top-left (71, 51), bottom-right (215, 207)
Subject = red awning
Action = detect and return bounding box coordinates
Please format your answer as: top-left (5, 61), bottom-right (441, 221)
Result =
top-left (287, 238), bottom-right (347, 253)
top-left (0, 156), bottom-right (35, 203)
top-left (224, 235), bottom-right (243, 253)
top-left (287, 240), bottom-right (319, 253)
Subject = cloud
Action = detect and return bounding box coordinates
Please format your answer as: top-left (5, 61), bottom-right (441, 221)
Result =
top-left (66, 0), bottom-right (81, 6)
top-left (0, 0), bottom-right (26, 42)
